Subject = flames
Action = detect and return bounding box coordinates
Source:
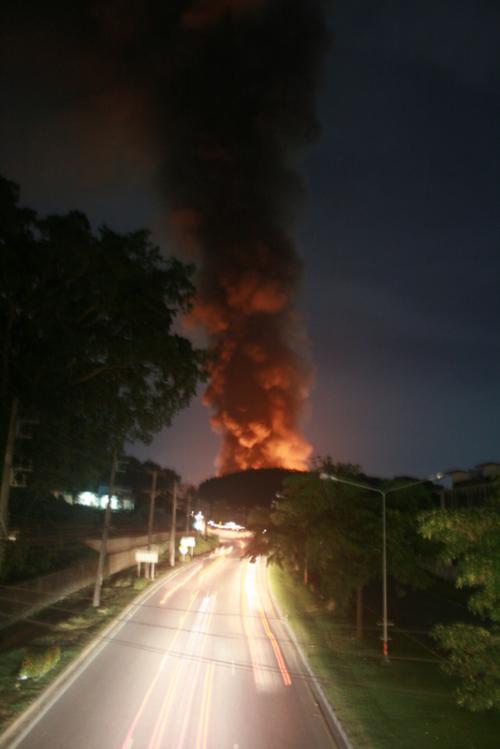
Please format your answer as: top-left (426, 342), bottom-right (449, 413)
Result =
top-left (192, 261), bottom-right (313, 474)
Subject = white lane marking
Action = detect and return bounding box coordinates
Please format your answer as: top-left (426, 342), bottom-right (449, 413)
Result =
top-left (123, 740), bottom-right (133, 749)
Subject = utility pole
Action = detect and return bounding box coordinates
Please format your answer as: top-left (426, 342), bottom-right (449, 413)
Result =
top-left (185, 489), bottom-right (191, 533)
top-left (92, 449), bottom-right (118, 608)
top-left (147, 468), bottom-right (158, 550)
top-left (0, 397), bottom-right (18, 570)
top-left (169, 480), bottom-right (177, 568)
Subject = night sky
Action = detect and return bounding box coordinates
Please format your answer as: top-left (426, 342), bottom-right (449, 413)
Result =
top-left (1, 0), bottom-right (499, 485)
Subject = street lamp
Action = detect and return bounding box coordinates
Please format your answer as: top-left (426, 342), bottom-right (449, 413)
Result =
top-left (320, 471), bottom-right (444, 663)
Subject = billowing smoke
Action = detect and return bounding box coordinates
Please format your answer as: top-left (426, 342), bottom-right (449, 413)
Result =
top-left (3, 0), bottom-right (330, 474)
top-left (159, 1), bottom-right (329, 473)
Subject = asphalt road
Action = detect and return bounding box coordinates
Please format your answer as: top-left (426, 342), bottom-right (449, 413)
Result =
top-left (14, 546), bottom-right (341, 749)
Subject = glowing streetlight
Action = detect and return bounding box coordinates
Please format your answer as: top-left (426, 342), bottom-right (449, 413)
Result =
top-left (194, 511), bottom-right (206, 534)
top-left (320, 471), bottom-right (444, 662)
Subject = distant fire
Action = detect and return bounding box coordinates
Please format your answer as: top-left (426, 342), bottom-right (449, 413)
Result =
top-left (196, 294), bottom-right (313, 473)
top-left (164, 1), bottom-right (328, 474)
top-left (89, 0), bottom-right (327, 474)
top-left (2, 1), bottom-right (328, 473)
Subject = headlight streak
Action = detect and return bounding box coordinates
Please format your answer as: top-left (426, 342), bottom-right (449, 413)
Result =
top-left (241, 559), bottom-right (269, 691)
top-left (241, 558), bottom-right (292, 691)
top-left (172, 594), bottom-right (217, 749)
top-left (257, 580), bottom-right (292, 686)
top-left (119, 587), bottom-right (200, 749)
top-left (160, 563), bottom-right (203, 605)
top-left (256, 559), bottom-right (292, 687)
top-left (196, 662), bottom-right (215, 749)
top-left (199, 555), bottom-right (225, 583)
top-left (120, 557), bottom-right (226, 749)
top-left (148, 593), bottom-right (217, 749)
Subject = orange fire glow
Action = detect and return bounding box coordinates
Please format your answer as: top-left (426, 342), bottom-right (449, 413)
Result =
top-left (198, 300), bottom-right (313, 474)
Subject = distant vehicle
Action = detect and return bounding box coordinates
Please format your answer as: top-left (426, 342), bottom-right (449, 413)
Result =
top-left (207, 520), bottom-right (246, 531)
top-left (224, 521), bottom-right (245, 531)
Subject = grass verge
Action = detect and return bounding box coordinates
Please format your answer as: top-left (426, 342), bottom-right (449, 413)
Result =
top-left (0, 534), bottom-right (219, 736)
top-left (269, 565), bottom-right (500, 749)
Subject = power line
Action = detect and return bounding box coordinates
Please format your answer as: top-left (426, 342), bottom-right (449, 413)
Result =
top-left (0, 584), bottom-right (445, 666)
top-left (0, 608), bottom-right (449, 698)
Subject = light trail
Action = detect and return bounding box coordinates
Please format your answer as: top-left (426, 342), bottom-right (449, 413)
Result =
top-left (257, 559), bottom-right (292, 687)
top-left (147, 654), bottom-right (186, 749)
top-left (119, 586), bottom-right (199, 749)
top-left (174, 593), bottom-right (217, 749)
top-left (199, 555), bottom-right (225, 583)
top-left (149, 594), bottom-right (216, 749)
top-left (196, 662), bottom-right (215, 749)
top-left (159, 564), bottom-right (202, 605)
top-left (242, 559), bottom-right (290, 691)
top-left (241, 560), bottom-right (267, 690)
top-left (259, 606), bottom-right (292, 687)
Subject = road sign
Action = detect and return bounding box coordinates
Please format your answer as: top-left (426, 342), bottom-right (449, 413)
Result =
top-left (135, 550), bottom-right (159, 563)
top-left (135, 549), bottom-right (159, 580)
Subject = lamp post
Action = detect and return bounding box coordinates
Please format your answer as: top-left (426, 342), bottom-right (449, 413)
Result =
top-left (320, 471), bottom-right (444, 662)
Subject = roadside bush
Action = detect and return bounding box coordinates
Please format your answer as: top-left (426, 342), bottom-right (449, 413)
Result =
top-left (56, 615), bottom-right (87, 631)
top-left (113, 576), bottom-right (133, 588)
top-left (133, 578), bottom-right (149, 591)
top-left (194, 535), bottom-right (219, 556)
top-left (18, 645), bottom-right (61, 681)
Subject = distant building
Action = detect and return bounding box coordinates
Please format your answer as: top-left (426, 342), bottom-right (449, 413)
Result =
top-left (76, 488), bottom-right (135, 511)
top-left (444, 462), bottom-right (500, 507)
top-left (60, 484), bottom-right (135, 511)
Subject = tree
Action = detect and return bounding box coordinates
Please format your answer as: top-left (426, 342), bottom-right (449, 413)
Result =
top-left (310, 455), bottom-right (363, 479)
top-left (246, 471), bottom-right (380, 635)
top-left (246, 468), bottom-right (439, 638)
top-left (198, 468), bottom-right (295, 522)
top-left (419, 495), bottom-right (500, 710)
top-left (0, 175), bottom-right (208, 563)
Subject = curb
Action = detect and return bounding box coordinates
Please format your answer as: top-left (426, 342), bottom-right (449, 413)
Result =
top-left (265, 566), bottom-right (355, 749)
top-left (0, 562), bottom-right (190, 749)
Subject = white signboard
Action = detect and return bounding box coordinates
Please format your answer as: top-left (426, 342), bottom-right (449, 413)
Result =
top-left (180, 536), bottom-right (196, 548)
top-left (135, 549), bottom-right (159, 580)
top-left (135, 550), bottom-right (159, 564)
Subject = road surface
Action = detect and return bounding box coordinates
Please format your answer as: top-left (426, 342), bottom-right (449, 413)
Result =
top-left (14, 546), bottom-right (341, 748)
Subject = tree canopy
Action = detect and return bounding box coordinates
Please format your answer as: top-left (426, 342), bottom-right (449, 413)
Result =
top-left (198, 467), bottom-right (296, 522)
top-left (419, 493), bottom-right (500, 710)
top-left (246, 462), bottom-right (439, 634)
top-left (0, 174), bottom-right (208, 492)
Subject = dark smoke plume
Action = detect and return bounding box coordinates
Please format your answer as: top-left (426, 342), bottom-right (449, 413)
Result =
top-left (3, 0), bottom-right (330, 473)
top-left (155, 0), bottom-right (330, 473)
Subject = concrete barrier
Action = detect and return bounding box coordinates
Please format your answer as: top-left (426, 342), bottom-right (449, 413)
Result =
top-left (0, 532), bottom-right (171, 628)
